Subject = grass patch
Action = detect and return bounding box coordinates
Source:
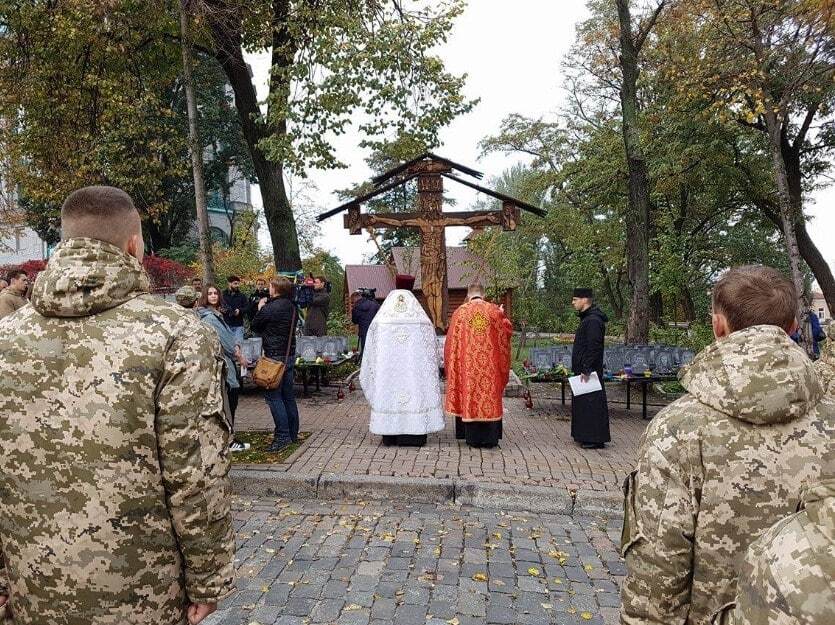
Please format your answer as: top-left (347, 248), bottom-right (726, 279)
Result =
top-left (231, 431), bottom-right (312, 464)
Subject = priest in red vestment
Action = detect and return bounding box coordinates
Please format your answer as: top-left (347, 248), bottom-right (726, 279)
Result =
top-left (444, 283), bottom-right (513, 448)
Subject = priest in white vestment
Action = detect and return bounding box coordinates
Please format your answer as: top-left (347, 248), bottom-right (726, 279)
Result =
top-left (359, 288), bottom-right (445, 446)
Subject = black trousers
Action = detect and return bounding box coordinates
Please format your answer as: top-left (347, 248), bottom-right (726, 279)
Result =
top-left (455, 417), bottom-right (501, 448)
top-left (381, 434), bottom-right (427, 447)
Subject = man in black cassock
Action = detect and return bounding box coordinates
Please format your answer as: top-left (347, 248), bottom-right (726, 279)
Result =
top-left (570, 288), bottom-right (611, 449)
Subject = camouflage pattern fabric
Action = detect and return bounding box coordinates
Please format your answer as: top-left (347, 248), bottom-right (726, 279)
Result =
top-left (175, 285), bottom-right (199, 308)
top-left (815, 323), bottom-right (835, 394)
top-left (713, 446), bottom-right (835, 625)
top-left (620, 324), bottom-right (833, 625)
top-left (0, 238), bottom-right (235, 625)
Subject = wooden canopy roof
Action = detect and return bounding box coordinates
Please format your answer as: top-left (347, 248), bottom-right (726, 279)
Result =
top-left (316, 153), bottom-right (547, 222)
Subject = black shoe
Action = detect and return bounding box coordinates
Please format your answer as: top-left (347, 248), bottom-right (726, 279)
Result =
top-left (267, 440), bottom-right (291, 453)
top-left (581, 442), bottom-right (605, 449)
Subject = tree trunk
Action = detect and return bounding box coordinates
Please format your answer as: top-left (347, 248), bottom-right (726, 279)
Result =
top-left (764, 113), bottom-right (805, 313)
top-left (206, 11), bottom-right (301, 272)
top-left (781, 135), bottom-right (835, 315)
top-left (180, 0), bottom-right (215, 285)
top-left (616, 0), bottom-right (651, 344)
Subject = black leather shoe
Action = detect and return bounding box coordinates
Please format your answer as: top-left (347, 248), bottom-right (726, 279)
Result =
top-left (267, 440), bottom-right (291, 453)
top-left (581, 442), bottom-right (605, 449)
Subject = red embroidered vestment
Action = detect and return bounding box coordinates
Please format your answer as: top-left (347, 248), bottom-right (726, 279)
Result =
top-left (444, 299), bottom-right (512, 422)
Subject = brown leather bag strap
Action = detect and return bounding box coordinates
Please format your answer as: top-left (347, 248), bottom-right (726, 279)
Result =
top-left (284, 306), bottom-right (297, 363)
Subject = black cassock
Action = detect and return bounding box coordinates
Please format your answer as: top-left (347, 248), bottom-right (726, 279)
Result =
top-left (570, 306), bottom-right (611, 445)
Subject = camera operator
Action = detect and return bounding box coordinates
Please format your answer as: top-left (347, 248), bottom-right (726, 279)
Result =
top-left (303, 276), bottom-right (330, 337)
top-left (351, 288), bottom-right (380, 356)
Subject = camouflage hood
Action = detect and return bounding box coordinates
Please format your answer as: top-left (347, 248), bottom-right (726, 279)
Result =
top-left (31, 237), bottom-right (150, 318)
top-left (680, 324), bottom-right (823, 425)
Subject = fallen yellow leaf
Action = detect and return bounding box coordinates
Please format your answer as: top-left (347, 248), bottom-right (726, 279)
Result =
top-left (260, 585), bottom-right (269, 593)
top-left (472, 572), bottom-right (488, 582)
top-left (528, 567), bottom-right (540, 577)
top-left (581, 612), bottom-right (594, 620)
top-left (344, 604), bottom-right (362, 611)
top-left (446, 619), bottom-right (460, 625)
top-left (541, 603), bottom-right (553, 609)
top-left (553, 577), bottom-right (563, 584)
top-left (583, 564), bottom-right (594, 572)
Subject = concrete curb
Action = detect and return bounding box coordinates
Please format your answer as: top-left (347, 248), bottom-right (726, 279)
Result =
top-left (229, 468), bottom-right (622, 517)
top-left (573, 489), bottom-right (624, 520)
top-left (455, 482), bottom-right (573, 515)
top-left (319, 473), bottom-right (456, 504)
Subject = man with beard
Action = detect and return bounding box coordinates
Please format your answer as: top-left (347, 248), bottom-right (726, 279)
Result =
top-left (570, 288), bottom-right (610, 449)
top-left (222, 275), bottom-right (248, 346)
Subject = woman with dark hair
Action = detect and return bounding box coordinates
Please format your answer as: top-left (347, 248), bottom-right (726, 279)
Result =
top-left (197, 284), bottom-right (249, 452)
top-left (252, 276), bottom-right (299, 452)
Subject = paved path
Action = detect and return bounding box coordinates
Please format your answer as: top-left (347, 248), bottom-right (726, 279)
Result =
top-left (205, 496), bottom-right (625, 625)
top-left (235, 385), bottom-right (665, 496)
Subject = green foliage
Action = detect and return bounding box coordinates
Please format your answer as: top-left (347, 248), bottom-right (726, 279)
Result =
top-left (649, 323), bottom-right (715, 353)
top-left (0, 1), bottom-right (254, 252)
top-left (253, 1), bottom-right (477, 173)
top-left (205, 211), bottom-right (270, 281)
top-left (157, 243), bottom-right (199, 265)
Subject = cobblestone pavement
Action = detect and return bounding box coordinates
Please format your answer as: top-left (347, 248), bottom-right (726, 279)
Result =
top-left (234, 385), bottom-right (667, 496)
top-left (205, 496), bottom-right (625, 625)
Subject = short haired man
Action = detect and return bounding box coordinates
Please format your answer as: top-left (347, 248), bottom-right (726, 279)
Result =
top-left (620, 265), bottom-right (832, 625)
top-left (0, 186), bottom-right (235, 625)
top-left (570, 288), bottom-right (610, 449)
top-left (444, 283), bottom-right (513, 448)
top-left (248, 277), bottom-right (269, 320)
top-left (303, 276), bottom-right (330, 337)
top-left (0, 269), bottom-right (29, 318)
top-left (191, 276), bottom-right (203, 292)
top-left (222, 275), bottom-right (248, 347)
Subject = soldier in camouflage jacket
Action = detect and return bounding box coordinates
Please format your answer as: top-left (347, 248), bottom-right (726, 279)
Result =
top-left (620, 325), bottom-right (833, 625)
top-left (714, 447), bottom-right (834, 625)
top-left (815, 323), bottom-right (835, 393)
top-left (0, 235), bottom-right (235, 624)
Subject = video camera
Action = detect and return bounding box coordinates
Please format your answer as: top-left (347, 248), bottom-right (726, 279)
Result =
top-left (357, 287), bottom-right (377, 300)
top-left (292, 273), bottom-right (331, 309)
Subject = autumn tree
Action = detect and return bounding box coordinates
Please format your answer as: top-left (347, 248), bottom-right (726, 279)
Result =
top-left (665, 0), bottom-right (835, 319)
top-left (201, 0), bottom-right (476, 271)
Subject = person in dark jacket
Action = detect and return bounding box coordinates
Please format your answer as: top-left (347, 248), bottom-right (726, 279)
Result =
top-left (252, 276), bottom-right (300, 452)
top-left (303, 277), bottom-right (330, 337)
top-left (222, 275), bottom-right (249, 346)
top-left (351, 290), bottom-right (381, 355)
top-left (248, 278), bottom-right (270, 320)
top-left (570, 288), bottom-right (610, 449)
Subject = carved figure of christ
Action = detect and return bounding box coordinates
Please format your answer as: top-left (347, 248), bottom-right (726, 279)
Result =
top-left (357, 210), bottom-right (510, 332)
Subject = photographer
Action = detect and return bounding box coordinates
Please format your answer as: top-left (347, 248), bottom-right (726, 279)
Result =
top-left (351, 288), bottom-right (380, 356)
top-left (303, 276), bottom-right (330, 337)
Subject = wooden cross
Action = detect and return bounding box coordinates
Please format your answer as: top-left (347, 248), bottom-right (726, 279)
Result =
top-left (318, 154), bottom-right (544, 333)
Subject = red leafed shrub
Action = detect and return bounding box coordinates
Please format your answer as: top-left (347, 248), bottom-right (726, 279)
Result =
top-left (1, 259), bottom-right (47, 280)
top-left (142, 255), bottom-right (194, 292)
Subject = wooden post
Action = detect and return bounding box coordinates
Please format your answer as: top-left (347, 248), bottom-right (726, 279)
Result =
top-left (417, 172), bottom-right (449, 332)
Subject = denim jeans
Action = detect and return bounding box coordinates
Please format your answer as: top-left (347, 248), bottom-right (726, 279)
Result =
top-left (230, 326), bottom-right (245, 348)
top-left (265, 360), bottom-right (299, 444)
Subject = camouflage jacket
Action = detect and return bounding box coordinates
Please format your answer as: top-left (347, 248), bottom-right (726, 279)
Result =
top-left (815, 323), bottom-right (835, 394)
top-left (620, 325), bottom-right (833, 625)
top-left (714, 447), bottom-right (835, 625)
top-left (0, 287), bottom-right (27, 319)
top-left (0, 238), bottom-right (235, 625)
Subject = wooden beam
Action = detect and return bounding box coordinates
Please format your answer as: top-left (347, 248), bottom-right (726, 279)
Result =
top-left (316, 172), bottom-right (420, 222)
top-left (371, 152), bottom-right (484, 186)
top-left (442, 173), bottom-right (547, 217)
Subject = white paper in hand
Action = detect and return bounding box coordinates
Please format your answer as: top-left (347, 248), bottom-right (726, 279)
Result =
top-left (568, 372), bottom-right (603, 396)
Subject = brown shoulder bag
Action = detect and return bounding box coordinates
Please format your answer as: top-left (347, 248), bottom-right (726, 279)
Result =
top-left (253, 306), bottom-right (296, 390)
